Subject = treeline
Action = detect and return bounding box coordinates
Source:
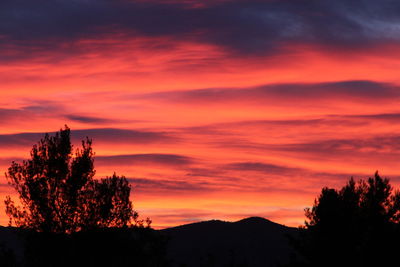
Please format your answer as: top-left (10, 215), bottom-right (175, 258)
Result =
top-left (1, 127), bottom-right (400, 266)
top-left (287, 172), bottom-right (400, 267)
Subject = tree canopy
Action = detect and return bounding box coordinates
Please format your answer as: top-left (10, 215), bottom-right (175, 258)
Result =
top-left (4, 126), bottom-right (144, 233)
top-left (290, 172), bottom-right (400, 267)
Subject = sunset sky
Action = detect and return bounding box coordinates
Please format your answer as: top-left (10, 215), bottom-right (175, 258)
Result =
top-left (1, 0), bottom-right (400, 228)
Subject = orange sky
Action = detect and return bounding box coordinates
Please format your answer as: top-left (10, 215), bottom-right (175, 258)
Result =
top-left (2, 0), bottom-right (400, 228)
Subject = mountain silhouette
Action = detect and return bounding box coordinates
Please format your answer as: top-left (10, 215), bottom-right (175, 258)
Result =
top-left (162, 217), bottom-right (299, 267)
top-left (0, 217), bottom-right (299, 267)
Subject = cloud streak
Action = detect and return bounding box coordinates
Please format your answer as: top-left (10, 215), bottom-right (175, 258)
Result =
top-left (226, 162), bottom-right (303, 176)
top-left (128, 177), bottom-right (213, 193)
top-left (65, 115), bottom-right (115, 124)
top-left (142, 80), bottom-right (400, 106)
top-left (0, 102), bottom-right (62, 122)
top-left (96, 153), bottom-right (194, 167)
top-left (0, 128), bottom-right (176, 147)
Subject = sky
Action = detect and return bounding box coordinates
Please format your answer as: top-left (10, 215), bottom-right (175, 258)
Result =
top-left (1, 0), bottom-right (400, 228)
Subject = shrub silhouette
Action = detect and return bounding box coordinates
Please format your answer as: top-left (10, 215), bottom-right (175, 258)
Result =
top-left (289, 172), bottom-right (400, 267)
top-left (4, 126), bottom-right (141, 233)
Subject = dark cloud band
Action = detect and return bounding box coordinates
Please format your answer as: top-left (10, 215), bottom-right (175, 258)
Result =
top-left (1, 0), bottom-right (400, 60)
top-left (96, 153), bottom-right (194, 166)
top-left (142, 80), bottom-right (399, 105)
top-left (0, 128), bottom-right (175, 147)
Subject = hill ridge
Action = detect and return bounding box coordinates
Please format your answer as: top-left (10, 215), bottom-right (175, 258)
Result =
top-left (162, 216), bottom-right (295, 231)
top-left (162, 216), bottom-right (299, 267)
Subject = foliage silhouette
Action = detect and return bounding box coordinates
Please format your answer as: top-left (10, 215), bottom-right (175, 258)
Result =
top-left (4, 126), bottom-right (143, 233)
top-left (288, 172), bottom-right (400, 267)
top-left (0, 126), bottom-right (167, 267)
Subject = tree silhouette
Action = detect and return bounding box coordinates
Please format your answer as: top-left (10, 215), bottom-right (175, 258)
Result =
top-left (289, 172), bottom-right (400, 267)
top-left (4, 126), bottom-right (142, 233)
